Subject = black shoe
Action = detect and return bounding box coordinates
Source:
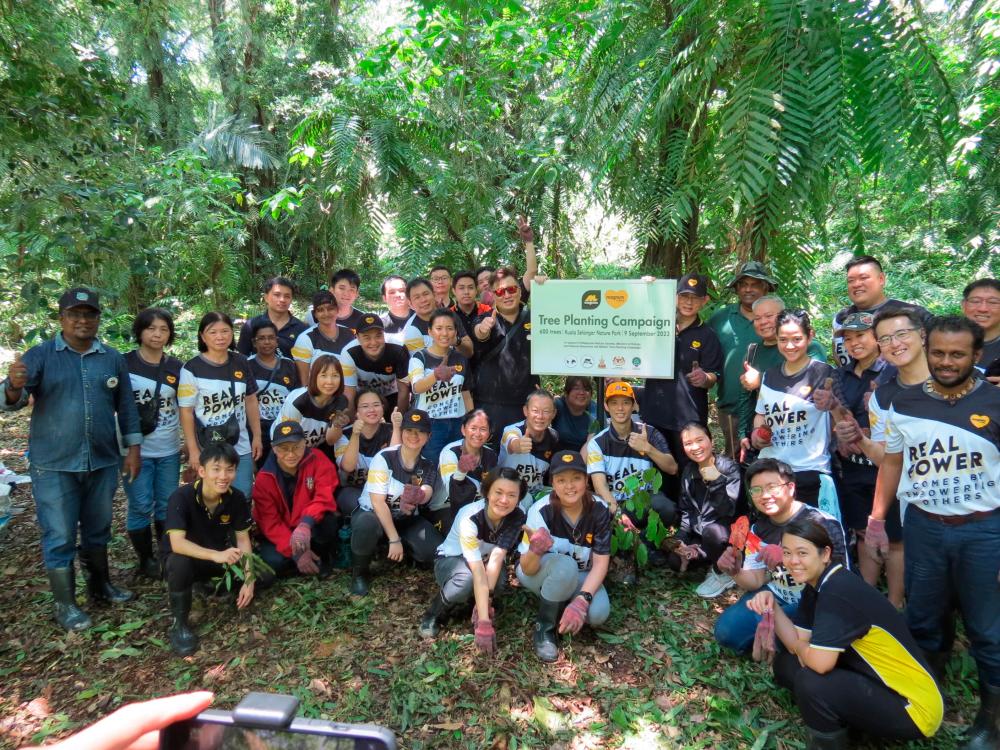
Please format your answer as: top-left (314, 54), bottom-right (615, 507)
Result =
top-left (80, 546), bottom-right (134, 604)
top-left (533, 597), bottom-right (563, 663)
top-left (127, 527), bottom-right (161, 579)
top-left (46, 567), bottom-right (92, 632)
top-left (418, 592), bottom-right (449, 638)
top-left (350, 554), bottom-right (372, 596)
top-left (168, 590), bottom-right (199, 656)
top-left (806, 727), bottom-right (849, 750)
top-left (960, 682), bottom-right (1000, 750)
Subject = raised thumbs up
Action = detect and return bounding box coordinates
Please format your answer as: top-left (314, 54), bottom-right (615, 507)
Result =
top-left (813, 377), bottom-right (839, 412)
top-left (8, 351), bottom-right (28, 389)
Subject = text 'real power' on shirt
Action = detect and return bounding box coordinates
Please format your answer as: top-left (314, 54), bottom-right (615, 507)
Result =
top-left (358, 445), bottom-right (438, 517)
top-left (518, 494), bottom-right (612, 571)
top-left (436, 498), bottom-right (526, 561)
top-left (499, 420), bottom-right (559, 498)
top-left (340, 340), bottom-right (410, 398)
top-left (125, 350), bottom-right (183, 458)
top-left (884, 379), bottom-right (1000, 516)
top-left (794, 564), bottom-right (943, 738)
top-left (408, 348), bottom-right (470, 419)
top-left (755, 359), bottom-right (835, 474)
top-left (177, 352), bottom-right (259, 457)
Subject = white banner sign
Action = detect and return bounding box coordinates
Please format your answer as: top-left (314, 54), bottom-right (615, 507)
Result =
top-left (530, 279), bottom-right (677, 378)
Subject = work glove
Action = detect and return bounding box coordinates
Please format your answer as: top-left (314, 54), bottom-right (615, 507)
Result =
top-left (558, 596), bottom-right (590, 635)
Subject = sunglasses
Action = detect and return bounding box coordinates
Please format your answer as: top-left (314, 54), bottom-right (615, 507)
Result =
top-left (494, 285), bottom-right (519, 298)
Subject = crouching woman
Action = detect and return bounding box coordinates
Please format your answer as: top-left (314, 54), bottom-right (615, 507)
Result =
top-left (516, 451), bottom-right (612, 663)
top-left (419, 467), bottom-right (527, 653)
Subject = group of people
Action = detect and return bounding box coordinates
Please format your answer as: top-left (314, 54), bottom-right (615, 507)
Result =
top-left (3, 233), bottom-right (999, 749)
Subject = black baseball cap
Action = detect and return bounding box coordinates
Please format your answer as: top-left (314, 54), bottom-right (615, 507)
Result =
top-left (356, 314), bottom-right (384, 334)
top-left (549, 450), bottom-right (586, 476)
top-left (677, 273), bottom-right (709, 297)
top-left (271, 420), bottom-right (306, 445)
top-left (58, 287), bottom-right (101, 312)
top-left (401, 408), bottom-right (432, 434)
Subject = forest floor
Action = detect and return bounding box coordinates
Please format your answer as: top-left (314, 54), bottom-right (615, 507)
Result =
top-left (0, 405), bottom-right (981, 750)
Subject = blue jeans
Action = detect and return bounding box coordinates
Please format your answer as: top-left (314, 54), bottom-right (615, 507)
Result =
top-left (425, 417), bottom-right (463, 466)
top-left (903, 504), bottom-right (1000, 686)
top-left (233, 453), bottom-right (254, 498)
top-left (123, 453), bottom-right (180, 531)
top-left (715, 586), bottom-right (800, 654)
top-left (30, 464), bottom-right (120, 568)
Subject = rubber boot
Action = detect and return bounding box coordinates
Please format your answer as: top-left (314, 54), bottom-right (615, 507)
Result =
top-left (46, 567), bottom-right (92, 632)
top-left (922, 649), bottom-right (951, 685)
top-left (153, 520), bottom-right (166, 577)
top-left (806, 727), bottom-right (849, 750)
top-left (418, 592), bottom-right (449, 638)
top-left (533, 597), bottom-right (563, 663)
top-left (960, 682), bottom-right (1000, 750)
top-left (127, 527), bottom-right (160, 579)
top-left (79, 545), bottom-right (134, 604)
top-left (350, 554), bottom-right (372, 596)
top-left (167, 589), bottom-right (199, 656)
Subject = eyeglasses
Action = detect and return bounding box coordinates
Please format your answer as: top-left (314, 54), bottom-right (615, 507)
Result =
top-left (64, 309), bottom-right (100, 321)
top-left (965, 297), bottom-right (1000, 308)
top-left (527, 408), bottom-right (554, 417)
top-left (876, 328), bottom-right (919, 347)
top-left (430, 274), bottom-right (451, 283)
top-left (748, 482), bottom-right (790, 498)
top-left (494, 285), bottom-right (519, 298)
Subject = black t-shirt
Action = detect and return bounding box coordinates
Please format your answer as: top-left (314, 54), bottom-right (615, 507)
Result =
top-left (338, 307), bottom-right (369, 335)
top-left (292, 325), bottom-right (355, 364)
top-left (978, 336), bottom-right (1000, 375)
top-left (380, 311), bottom-right (410, 344)
top-left (519, 496), bottom-right (613, 570)
top-left (164, 481), bottom-right (251, 554)
top-left (340, 340), bottom-right (410, 398)
top-left (436, 499), bottom-right (527, 560)
top-left (336, 422), bottom-right (395, 487)
top-left (833, 359), bottom-right (886, 473)
top-left (472, 306), bottom-right (539, 406)
top-left (641, 319), bottom-right (723, 431)
top-left (237, 313), bottom-right (309, 359)
top-left (498, 420), bottom-right (560, 491)
top-left (248, 356), bottom-right (299, 426)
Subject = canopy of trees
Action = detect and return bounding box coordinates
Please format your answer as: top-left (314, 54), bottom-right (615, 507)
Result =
top-left (0, 0), bottom-right (996, 319)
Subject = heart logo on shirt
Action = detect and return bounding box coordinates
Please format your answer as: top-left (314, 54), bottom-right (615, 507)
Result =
top-left (166, 375), bottom-right (177, 384)
top-left (454, 365), bottom-right (463, 372)
top-left (605, 290), bottom-right (628, 308)
top-left (970, 414), bottom-right (990, 429)
top-left (234, 371), bottom-right (244, 379)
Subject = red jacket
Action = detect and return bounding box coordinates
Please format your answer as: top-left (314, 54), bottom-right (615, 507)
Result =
top-left (252, 448), bottom-right (339, 558)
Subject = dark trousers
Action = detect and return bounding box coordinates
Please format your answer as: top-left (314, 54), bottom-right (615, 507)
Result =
top-left (336, 485), bottom-right (363, 516)
top-left (351, 509), bottom-right (443, 564)
top-left (257, 513), bottom-right (340, 582)
top-left (666, 521), bottom-right (729, 572)
top-left (652, 426), bottom-right (684, 503)
top-left (903, 504), bottom-right (1000, 686)
top-left (166, 553), bottom-right (225, 593)
top-left (793, 470), bottom-right (821, 507)
top-left (477, 401), bottom-right (527, 452)
top-left (773, 652), bottom-right (924, 739)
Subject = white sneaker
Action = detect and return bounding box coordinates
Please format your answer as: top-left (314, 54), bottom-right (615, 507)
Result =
top-left (695, 568), bottom-right (735, 598)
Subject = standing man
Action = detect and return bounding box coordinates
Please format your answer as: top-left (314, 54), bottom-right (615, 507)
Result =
top-left (708, 261), bottom-right (777, 457)
top-left (870, 316), bottom-right (1000, 750)
top-left (450, 271), bottom-right (492, 341)
top-left (1, 287), bottom-right (141, 631)
top-left (429, 266), bottom-right (454, 309)
top-left (832, 255), bottom-right (930, 366)
top-left (379, 275), bottom-right (411, 346)
top-left (961, 278), bottom-right (1000, 380)
top-left (236, 276), bottom-right (307, 359)
top-left (640, 273), bottom-right (723, 498)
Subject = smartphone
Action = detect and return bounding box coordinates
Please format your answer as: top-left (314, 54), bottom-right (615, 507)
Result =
top-left (161, 694), bottom-right (396, 750)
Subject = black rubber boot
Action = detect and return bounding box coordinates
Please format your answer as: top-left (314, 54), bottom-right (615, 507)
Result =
top-left (127, 527), bottom-right (160, 579)
top-left (80, 545), bottom-right (134, 604)
top-left (168, 589), bottom-right (199, 656)
top-left (46, 567), bottom-right (92, 632)
top-left (533, 597), bottom-right (563, 663)
top-left (153, 520), bottom-right (166, 577)
top-left (350, 554), bottom-right (372, 596)
top-left (418, 592), bottom-right (449, 638)
top-left (806, 727), bottom-right (849, 750)
top-left (922, 649), bottom-right (951, 685)
top-left (960, 682), bottom-right (1000, 750)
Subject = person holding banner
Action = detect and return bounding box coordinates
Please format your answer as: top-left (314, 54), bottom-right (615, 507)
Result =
top-left (472, 267), bottom-right (540, 450)
top-left (640, 272), bottom-right (723, 499)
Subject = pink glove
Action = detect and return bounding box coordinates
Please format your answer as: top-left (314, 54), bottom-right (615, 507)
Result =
top-left (290, 523), bottom-right (312, 556)
top-left (760, 543), bottom-right (784, 571)
top-left (865, 517), bottom-right (890, 561)
top-left (618, 512), bottom-right (638, 532)
top-left (528, 527), bottom-right (553, 556)
top-left (813, 378), bottom-right (840, 412)
top-left (474, 619), bottom-right (496, 654)
top-left (558, 596), bottom-right (590, 635)
top-left (403, 483), bottom-right (426, 504)
top-left (457, 453), bottom-right (479, 474)
top-left (433, 363), bottom-right (456, 381)
top-left (717, 546), bottom-right (742, 576)
top-left (295, 549), bottom-right (320, 576)
top-left (752, 609), bottom-right (776, 664)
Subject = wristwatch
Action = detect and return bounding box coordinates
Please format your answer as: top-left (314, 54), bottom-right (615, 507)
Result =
top-left (577, 591), bottom-right (593, 604)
